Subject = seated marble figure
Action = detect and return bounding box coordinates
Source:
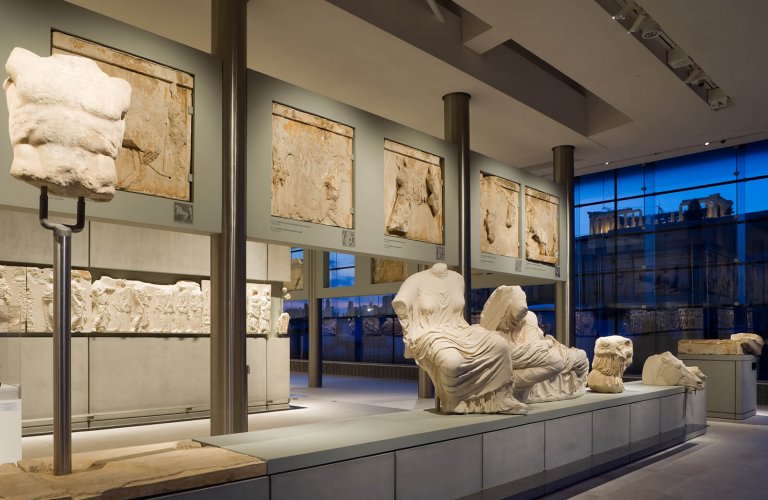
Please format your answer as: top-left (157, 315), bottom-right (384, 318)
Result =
top-left (393, 264), bottom-right (588, 414)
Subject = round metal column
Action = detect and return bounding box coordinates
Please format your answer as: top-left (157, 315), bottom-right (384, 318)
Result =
top-left (210, 0), bottom-right (248, 435)
top-left (553, 145), bottom-right (575, 346)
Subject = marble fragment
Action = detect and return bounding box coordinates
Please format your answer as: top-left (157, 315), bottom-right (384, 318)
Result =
top-left (678, 339), bottom-right (744, 356)
top-left (480, 285), bottom-right (588, 403)
top-left (246, 283), bottom-right (272, 334)
top-left (271, 103), bottom-right (353, 228)
top-left (394, 263), bottom-right (527, 414)
top-left (383, 140), bottom-right (443, 243)
top-left (480, 173), bottom-right (519, 257)
top-left (587, 335), bottom-right (633, 393)
top-left (371, 258), bottom-right (409, 284)
top-left (52, 32), bottom-right (192, 201)
top-left (276, 312), bottom-right (290, 335)
top-left (0, 265), bottom-right (25, 332)
top-left (4, 46), bottom-right (131, 200)
top-left (525, 187), bottom-right (559, 265)
top-left (642, 351), bottom-right (706, 390)
top-left (730, 333), bottom-right (764, 355)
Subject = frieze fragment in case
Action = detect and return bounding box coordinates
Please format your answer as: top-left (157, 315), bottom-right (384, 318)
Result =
top-left (52, 32), bottom-right (193, 201)
top-left (271, 103), bottom-right (354, 228)
top-left (384, 140), bottom-right (443, 244)
top-left (480, 173), bottom-right (519, 257)
top-left (525, 186), bottom-right (559, 265)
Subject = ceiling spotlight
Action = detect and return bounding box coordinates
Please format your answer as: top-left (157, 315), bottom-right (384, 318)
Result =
top-left (640, 19), bottom-right (662, 39)
top-left (628, 13), bottom-right (647, 33)
top-left (605, 161), bottom-right (610, 165)
top-left (683, 67), bottom-right (706, 85)
top-left (612, 2), bottom-right (635, 21)
top-left (704, 142), bottom-right (710, 146)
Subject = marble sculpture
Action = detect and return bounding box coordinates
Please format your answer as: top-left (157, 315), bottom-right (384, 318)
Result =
top-left (480, 285), bottom-right (589, 403)
top-left (525, 187), bottom-right (559, 265)
top-left (642, 351), bottom-right (706, 390)
top-left (480, 173), bottom-right (519, 257)
top-left (586, 335), bottom-right (633, 393)
top-left (678, 334), bottom-right (764, 356)
top-left (393, 265), bottom-right (588, 414)
top-left (4, 46), bottom-right (131, 201)
top-left (24, 267), bottom-right (92, 332)
top-left (52, 32), bottom-right (193, 201)
top-left (271, 102), bottom-right (353, 228)
top-left (276, 312), bottom-right (290, 335)
top-left (383, 140), bottom-right (443, 244)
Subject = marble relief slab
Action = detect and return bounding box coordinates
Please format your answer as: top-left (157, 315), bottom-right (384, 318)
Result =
top-left (525, 187), bottom-right (559, 265)
top-left (246, 283), bottom-right (272, 334)
top-left (271, 103), bottom-right (354, 228)
top-left (480, 173), bottom-right (520, 258)
top-left (52, 32), bottom-right (194, 201)
top-left (0, 265), bottom-right (26, 332)
top-left (25, 267), bottom-right (91, 332)
top-left (383, 140), bottom-right (443, 244)
top-left (371, 258), bottom-right (409, 284)
top-left (201, 280), bottom-right (211, 333)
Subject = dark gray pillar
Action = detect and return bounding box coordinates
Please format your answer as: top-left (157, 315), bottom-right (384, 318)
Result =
top-left (306, 249), bottom-right (322, 387)
top-left (553, 145), bottom-right (575, 347)
top-left (210, 0), bottom-right (248, 436)
top-left (443, 93), bottom-right (472, 323)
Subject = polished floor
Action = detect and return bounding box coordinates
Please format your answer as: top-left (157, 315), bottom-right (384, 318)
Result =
top-left (21, 374), bottom-right (768, 499)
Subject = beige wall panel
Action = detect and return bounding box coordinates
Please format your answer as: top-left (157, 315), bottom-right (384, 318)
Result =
top-left (90, 221), bottom-right (209, 275)
top-left (0, 209), bottom-right (89, 267)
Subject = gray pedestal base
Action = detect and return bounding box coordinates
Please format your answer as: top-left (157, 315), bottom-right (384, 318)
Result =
top-left (680, 354), bottom-right (757, 420)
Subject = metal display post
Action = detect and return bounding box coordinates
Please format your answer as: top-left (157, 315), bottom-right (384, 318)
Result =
top-left (553, 145), bottom-right (575, 347)
top-left (38, 187), bottom-right (86, 476)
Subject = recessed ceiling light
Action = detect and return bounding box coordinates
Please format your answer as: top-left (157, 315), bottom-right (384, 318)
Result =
top-left (704, 142), bottom-right (710, 146)
top-left (605, 161), bottom-right (610, 165)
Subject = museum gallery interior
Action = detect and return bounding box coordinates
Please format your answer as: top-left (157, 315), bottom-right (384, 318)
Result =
top-left (0, 0), bottom-right (766, 498)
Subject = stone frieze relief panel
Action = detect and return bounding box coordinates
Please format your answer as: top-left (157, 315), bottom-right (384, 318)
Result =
top-left (525, 186), bottom-right (559, 265)
top-left (383, 140), bottom-right (443, 244)
top-left (271, 102), bottom-right (354, 228)
top-left (52, 32), bottom-right (193, 201)
top-left (480, 173), bottom-right (519, 258)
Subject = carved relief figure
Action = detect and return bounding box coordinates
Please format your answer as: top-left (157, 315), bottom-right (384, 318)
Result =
top-left (393, 263), bottom-right (527, 414)
top-left (383, 140), bottom-right (443, 244)
top-left (276, 312), bottom-right (290, 335)
top-left (51, 32), bottom-right (192, 201)
top-left (201, 280), bottom-right (211, 333)
top-left (25, 268), bottom-right (53, 332)
top-left (642, 351), bottom-right (706, 390)
top-left (480, 286), bottom-right (589, 403)
top-left (70, 270), bottom-right (92, 332)
top-left (480, 174), bottom-right (520, 257)
top-left (0, 266), bottom-right (25, 332)
top-left (129, 285), bottom-right (152, 333)
top-left (4, 46), bottom-right (131, 200)
top-left (525, 187), bottom-right (559, 265)
top-left (91, 280), bottom-right (112, 333)
top-left (271, 103), bottom-right (353, 228)
top-left (246, 283), bottom-right (272, 334)
top-left (586, 335), bottom-right (633, 393)
top-left (188, 287), bottom-right (204, 333)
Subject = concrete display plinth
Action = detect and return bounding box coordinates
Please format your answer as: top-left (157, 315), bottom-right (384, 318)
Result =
top-left (0, 384), bottom-right (21, 464)
top-left (679, 353), bottom-right (757, 419)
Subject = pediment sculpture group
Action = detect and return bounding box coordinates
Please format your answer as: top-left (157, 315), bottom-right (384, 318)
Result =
top-left (393, 264), bottom-right (720, 414)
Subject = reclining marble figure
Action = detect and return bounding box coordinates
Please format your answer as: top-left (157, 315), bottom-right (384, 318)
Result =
top-left (586, 335), bottom-right (633, 393)
top-left (479, 286), bottom-right (589, 403)
top-left (393, 264), bottom-right (527, 414)
top-left (4, 47), bottom-right (131, 200)
top-left (642, 351), bottom-right (706, 390)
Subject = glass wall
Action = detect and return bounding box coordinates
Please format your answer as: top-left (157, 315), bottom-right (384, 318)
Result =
top-left (575, 141), bottom-right (768, 380)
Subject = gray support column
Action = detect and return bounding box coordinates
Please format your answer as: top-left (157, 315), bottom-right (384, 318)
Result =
top-left (443, 93), bottom-right (472, 323)
top-left (306, 249), bottom-right (322, 387)
top-left (553, 145), bottom-right (575, 347)
top-left (442, 92), bottom-right (471, 410)
top-left (210, 0), bottom-right (248, 436)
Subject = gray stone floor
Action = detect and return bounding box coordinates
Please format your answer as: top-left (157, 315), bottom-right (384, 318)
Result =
top-left (21, 374), bottom-right (768, 499)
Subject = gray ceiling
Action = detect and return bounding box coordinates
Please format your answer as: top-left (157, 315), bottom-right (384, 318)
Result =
top-left (67, 0), bottom-right (768, 178)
